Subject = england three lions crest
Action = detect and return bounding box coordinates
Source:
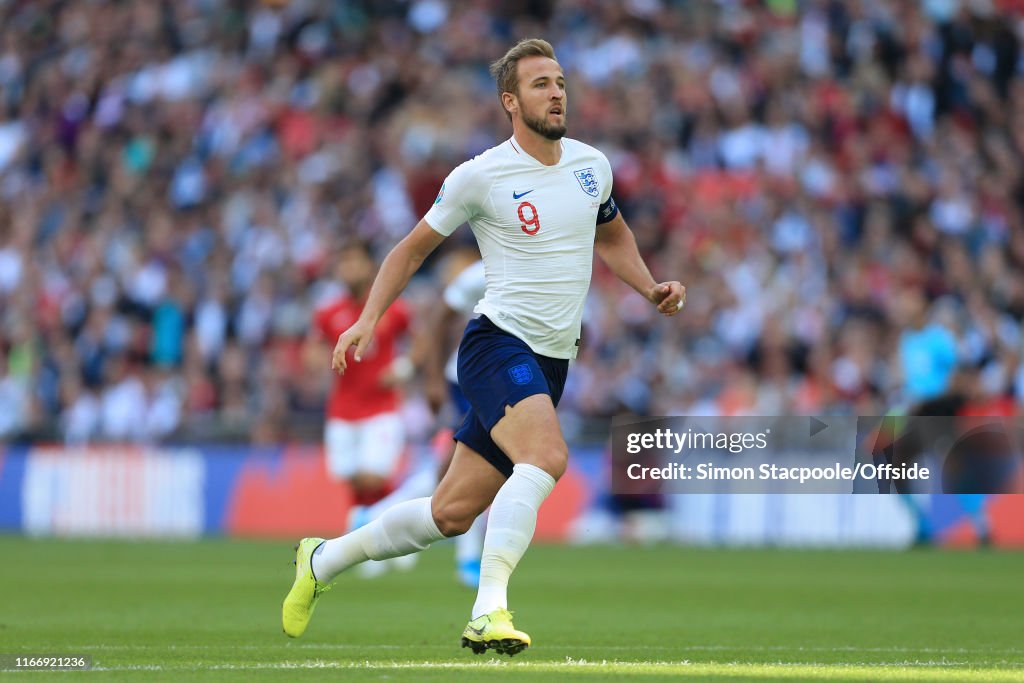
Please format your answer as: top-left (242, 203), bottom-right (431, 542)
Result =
top-left (574, 167), bottom-right (599, 197)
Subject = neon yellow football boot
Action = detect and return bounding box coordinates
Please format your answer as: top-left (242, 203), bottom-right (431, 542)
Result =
top-left (461, 608), bottom-right (531, 656)
top-left (282, 537), bottom-right (332, 638)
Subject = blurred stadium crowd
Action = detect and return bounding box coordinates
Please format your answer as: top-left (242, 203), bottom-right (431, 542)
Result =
top-left (1, 0), bottom-right (1023, 445)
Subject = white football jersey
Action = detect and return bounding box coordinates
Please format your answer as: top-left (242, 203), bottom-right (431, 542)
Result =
top-left (443, 259), bottom-right (487, 317)
top-left (424, 136), bottom-right (614, 359)
top-left (442, 260), bottom-right (487, 383)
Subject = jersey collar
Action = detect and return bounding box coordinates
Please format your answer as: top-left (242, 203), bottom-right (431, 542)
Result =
top-left (508, 136), bottom-right (565, 167)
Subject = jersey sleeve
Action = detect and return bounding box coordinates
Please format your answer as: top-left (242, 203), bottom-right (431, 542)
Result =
top-left (423, 159), bottom-right (483, 236)
top-left (443, 260), bottom-right (487, 316)
top-left (595, 151), bottom-right (619, 224)
top-left (598, 152), bottom-right (614, 204)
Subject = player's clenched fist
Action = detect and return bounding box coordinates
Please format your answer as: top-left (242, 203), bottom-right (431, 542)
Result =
top-left (650, 281), bottom-right (686, 317)
top-left (332, 320), bottom-right (375, 374)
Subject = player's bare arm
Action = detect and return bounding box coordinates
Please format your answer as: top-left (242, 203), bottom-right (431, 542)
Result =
top-left (332, 220), bottom-right (446, 374)
top-left (594, 212), bottom-right (686, 316)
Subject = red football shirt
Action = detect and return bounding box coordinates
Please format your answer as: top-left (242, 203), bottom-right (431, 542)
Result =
top-left (314, 296), bottom-right (411, 420)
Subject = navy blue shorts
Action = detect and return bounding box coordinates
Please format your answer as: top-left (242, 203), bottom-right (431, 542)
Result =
top-left (448, 380), bottom-right (471, 421)
top-left (453, 315), bottom-right (569, 478)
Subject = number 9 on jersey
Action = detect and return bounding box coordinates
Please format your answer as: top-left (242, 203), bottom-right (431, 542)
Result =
top-left (517, 201), bottom-right (541, 235)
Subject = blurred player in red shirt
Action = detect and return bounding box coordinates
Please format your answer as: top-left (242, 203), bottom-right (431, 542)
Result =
top-left (348, 250), bottom-right (489, 586)
top-left (312, 241), bottom-right (412, 509)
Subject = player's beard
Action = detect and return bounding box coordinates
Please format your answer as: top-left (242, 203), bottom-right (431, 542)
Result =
top-left (522, 107), bottom-right (567, 141)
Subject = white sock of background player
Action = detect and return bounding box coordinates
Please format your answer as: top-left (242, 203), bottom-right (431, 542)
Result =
top-left (361, 466), bottom-right (438, 523)
top-left (456, 512), bottom-right (487, 566)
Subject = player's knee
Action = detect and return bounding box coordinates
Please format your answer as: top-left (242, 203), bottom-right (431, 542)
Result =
top-left (520, 442), bottom-right (568, 481)
top-left (542, 449), bottom-right (568, 481)
top-left (430, 499), bottom-right (474, 538)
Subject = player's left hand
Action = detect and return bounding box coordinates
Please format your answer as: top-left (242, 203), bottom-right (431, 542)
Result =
top-left (649, 281), bottom-right (686, 317)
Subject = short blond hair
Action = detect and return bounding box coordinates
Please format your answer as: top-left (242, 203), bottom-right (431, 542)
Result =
top-left (489, 38), bottom-right (558, 120)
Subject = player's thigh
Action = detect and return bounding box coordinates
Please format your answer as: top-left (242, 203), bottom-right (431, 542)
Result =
top-left (489, 393), bottom-right (568, 480)
top-left (356, 411), bottom-right (405, 477)
top-left (431, 441), bottom-right (505, 536)
top-left (324, 419), bottom-right (360, 479)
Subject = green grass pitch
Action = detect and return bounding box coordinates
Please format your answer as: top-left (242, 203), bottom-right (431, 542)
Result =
top-left (1, 536), bottom-right (1021, 681)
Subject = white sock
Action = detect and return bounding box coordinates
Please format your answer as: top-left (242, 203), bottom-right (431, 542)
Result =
top-left (364, 467), bottom-right (438, 521)
top-left (455, 511), bottom-right (487, 564)
top-left (472, 464), bottom-right (555, 619)
top-left (312, 497), bottom-right (443, 582)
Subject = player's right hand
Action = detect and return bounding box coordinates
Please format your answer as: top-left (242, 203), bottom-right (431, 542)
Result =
top-left (332, 320), bottom-right (375, 374)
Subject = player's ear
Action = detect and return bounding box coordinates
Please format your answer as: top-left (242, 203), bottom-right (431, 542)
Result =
top-left (502, 91), bottom-right (518, 116)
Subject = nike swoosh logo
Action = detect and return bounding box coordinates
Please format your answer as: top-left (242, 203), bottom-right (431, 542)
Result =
top-left (466, 624), bottom-right (485, 636)
top-left (512, 190), bottom-right (534, 199)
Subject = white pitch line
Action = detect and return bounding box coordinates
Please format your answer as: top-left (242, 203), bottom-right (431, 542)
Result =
top-left (87, 659), bottom-right (1024, 673)
top-left (62, 643), bottom-right (1024, 656)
